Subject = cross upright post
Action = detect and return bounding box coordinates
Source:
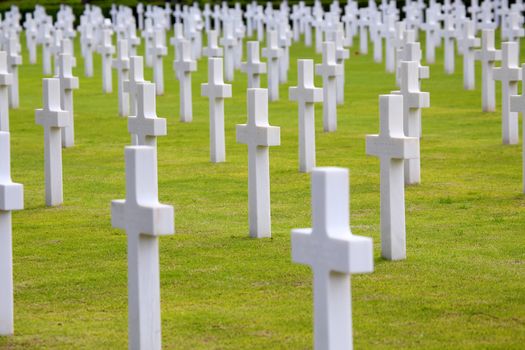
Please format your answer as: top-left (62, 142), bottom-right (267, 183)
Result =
top-left (0, 52), bottom-right (13, 132)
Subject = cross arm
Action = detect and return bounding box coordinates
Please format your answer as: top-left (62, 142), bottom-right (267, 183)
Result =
top-left (61, 76), bottom-right (79, 90)
top-left (366, 134), bottom-right (420, 160)
top-left (111, 199), bottom-right (174, 236)
top-left (0, 71), bottom-right (13, 86)
top-left (292, 228), bottom-right (374, 274)
top-left (289, 86), bottom-right (323, 103)
top-left (128, 116), bottom-right (167, 138)
top-left (35, 109), bottom-right (70, 128)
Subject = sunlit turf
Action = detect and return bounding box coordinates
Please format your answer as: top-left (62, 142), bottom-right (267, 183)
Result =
top-left (0, 30), bottom-right (523, 349)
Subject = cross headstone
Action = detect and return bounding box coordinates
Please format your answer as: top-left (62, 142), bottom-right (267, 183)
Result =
top-left (0, 131), bottom-right (23, 336)
top-left (289, 59), bottom-right (323, 173)
top-left (111, 145), bottom-right (174, 350)
top-left (151, 30), bottom-right (167, 96)
top-left (201, 58), bottom-right (232, 163)
top-left (510, 63), bottom-right (525, 193)
top-left (291, 167), bottom-right (373, 350)
top-left (442, 14), bottom-right (456, 74)
top-left (202, 29), bottom-right (223, 58)
top-left (493, 41), bottom-right (522, 145)
top-left (393, 61), bottom-right (429, 185)
top-left (458, 20), bottom-right (480, 90)
top-left (123, 56), bottom-right (147, 118)
top-left (236, 88), bottom-right (280, 238)
top-left (6, 36), bottom-right (22, 109)
top-left (277, 21), bottom-right (292, 84)
top-left (316, 41), bottom-right (343, 132)
top-left (241, 41), bottom-right (266, 89)
top-left (0, 52), bottom-right (12, 132)
top-left (366, 94), bottom-right (420, 260)
top-left (112, 39), bottom-right (130, 117)
top-left (475, 29), bottom-right (501, 112)
top-left (99, 28), bottom-right (115, 93)
top-left (35, 78), bottom-right (69, 206)
top-left (173, 39), bottom-right (196, 123)
top-left (82, 25), bottom-right (95, 77)
top-left (261, 30), bottom-right (282, 101)
top-left (219, 19), bottom-right (237, 82)
top-left (334, 28), bottom-right (350, 105)
top-left (42, 24), bottom-right (53, 75)
top-left (57, 52), bottom-right (79, 148)
top-left (128, 82), bottom-right (167, 147)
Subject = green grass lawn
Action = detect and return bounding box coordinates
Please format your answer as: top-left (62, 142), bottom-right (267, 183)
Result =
top-left (0, 30), bottom-right (524, 349)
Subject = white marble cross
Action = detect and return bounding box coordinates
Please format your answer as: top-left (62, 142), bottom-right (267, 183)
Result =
top-left (57, 53), bottom-right (79, 148)
top-left (494, 42), bottom-right (522, 145)
top-left (291, 167), bottom-right (373, 350)
top-left (510, 64), bottom-right (525, 193)
top-left (202, 29), bottom-right (223, 58)
top-left (128, 82), bottom-right (167, 147)
top-left (169, 23), bottom-right (185, 59)
top-left (151, 30), bottom-right (167, 96)
top-left (0, 131), bottom-right (24, 336)
top-left (219, 19), bottom-right (237, 82)
top-left (316, 41), bottom-right (343, 132)
top-left (241, 41), bottom-right (266, 89)
top-left (393, 61), bottom-right (429, 185)
top-left (326, 28), bottom-right (350, 106)
top-left (35, 78), bottom-right (70, 206)
top-left (262, 30), bottom-right (282, 101)
top-left (112, 39), bottom-right (130, 117)
top-left (99, 28), bottom-right (115, 93)
top-left (42, 25), bottom-right (53, 75)
top-left (458, 20), bottom-right (480, 90)
top-left (290, 59), bottom-right (323, 173)
top-left (6, 36), bottom-right (22, 109)
top-left (82, 25), bottom-right (96, 77)
top-left (0, 52), bottom-right (12, 132)
top-left (442, 15), bottom-right (456, 74)
top-left (201, 58), bottom-right (232, 163)
top-left (111, 145), bottom-right (174, 350)
top-left (173, 39), bottom-right (196, 123)
top-left (236, 88), bottom-right (280, 238)
top-left (277, 22), bottom-right (292, 84)
top-left (475, 29), bottom-right (501, 112)
top-left (123, 56), bottom-right (147, 118)
top-left (366, 94), bottom-right (419, 260)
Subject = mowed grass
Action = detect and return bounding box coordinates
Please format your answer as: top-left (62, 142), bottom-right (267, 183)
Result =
top-left (0, 29), bottom-right (523, 349)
